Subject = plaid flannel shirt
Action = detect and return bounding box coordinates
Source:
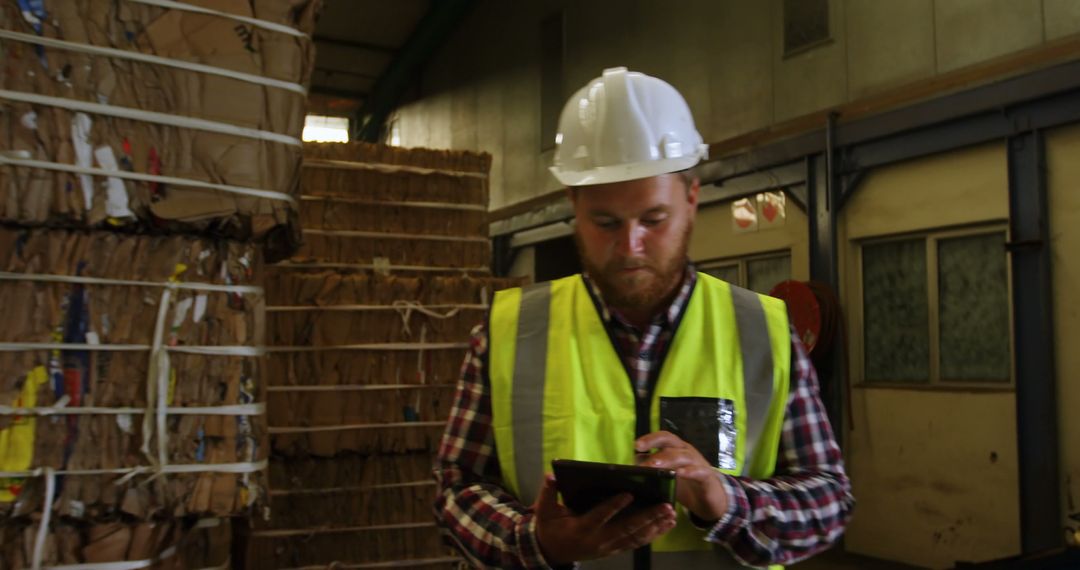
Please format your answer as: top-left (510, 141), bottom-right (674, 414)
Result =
top-left (434, 267), bottom-right (854, 568)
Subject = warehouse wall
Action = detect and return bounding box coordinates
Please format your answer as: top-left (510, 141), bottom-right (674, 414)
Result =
top-left (391, 0), bottom-right (1080, 210)
top-left (839, 142), bottom-right (1020, 568)
top-left (1046, 122), bottom-right (1080, 543)
top-left (688, 196), bottom-right (810, 282)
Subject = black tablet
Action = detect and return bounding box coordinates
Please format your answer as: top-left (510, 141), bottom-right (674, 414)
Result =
top-left (551, 459), bottom-right (676, 515)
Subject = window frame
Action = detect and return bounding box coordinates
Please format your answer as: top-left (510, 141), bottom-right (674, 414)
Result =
top-left (697, 249), bottom-right (792, 294)
top-left (853, 223), bottom-right (1015, 391)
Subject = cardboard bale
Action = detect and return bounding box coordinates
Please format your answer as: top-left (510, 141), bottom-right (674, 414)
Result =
top-left (0, 516), bottom-right (229, 569)
top-left (254, 143), bottom-right (506, 568)
top-left (0, 0), bottom-right (320, 257)
top-left (0, 227), bottom-right (268, 518)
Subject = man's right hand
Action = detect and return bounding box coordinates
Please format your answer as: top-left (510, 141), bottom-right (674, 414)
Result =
top-left (533, 474), bottom-right (677, 566)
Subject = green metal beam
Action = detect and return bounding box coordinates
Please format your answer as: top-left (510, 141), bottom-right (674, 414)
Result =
top-left (354, 0), bottom-right (476, 142)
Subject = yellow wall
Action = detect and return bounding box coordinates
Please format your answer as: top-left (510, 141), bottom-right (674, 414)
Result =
top-left (840, 142), bottom-right (1021, 568)
top-left (1047, 123), bottom-right (1080, 539)
top-left (689, 194), bottom-right (809, 281)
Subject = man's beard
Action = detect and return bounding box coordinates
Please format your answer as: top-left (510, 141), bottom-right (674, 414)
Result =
top-left (576, 224), bottom-right (692, 312)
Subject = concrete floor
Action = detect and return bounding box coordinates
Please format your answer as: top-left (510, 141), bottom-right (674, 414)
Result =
top-left (791, 549), bottom-right (923, 570)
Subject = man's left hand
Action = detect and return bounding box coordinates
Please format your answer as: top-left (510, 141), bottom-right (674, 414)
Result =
top-left (635, 431), bottom-right (729, 523)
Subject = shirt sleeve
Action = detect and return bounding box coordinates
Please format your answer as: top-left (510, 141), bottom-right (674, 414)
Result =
top-left (433, 323), bottom-right (557, 569)
top-left (704, 328), bottom-right (855, 567)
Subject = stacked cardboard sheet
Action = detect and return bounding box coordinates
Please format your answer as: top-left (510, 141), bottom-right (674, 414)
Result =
top-left (247, 142), bottom-right (518, 569)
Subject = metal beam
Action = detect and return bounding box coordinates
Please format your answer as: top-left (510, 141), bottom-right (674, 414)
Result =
top-left (308, 85), bottom-right (370, 101)
top-left (1007, 130), bottom-right (1061, 555)
top-left (354, 0), bottom-right (477, 142)
top-left (706, 58), bottom-right (1080, 185)
top-left (313, 35), bottom-right (397, 55)
top-left (314, 67), bottom-right (379, 80)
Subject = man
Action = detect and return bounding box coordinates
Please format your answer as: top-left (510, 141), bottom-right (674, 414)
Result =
top-left (434, 67), bottom-right (853, 569)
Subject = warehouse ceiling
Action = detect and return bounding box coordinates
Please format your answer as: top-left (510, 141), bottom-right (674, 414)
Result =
top-left (310, 0), bottom-right (430, 104)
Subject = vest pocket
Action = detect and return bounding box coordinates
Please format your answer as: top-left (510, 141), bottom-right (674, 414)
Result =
top-left (659, 397), bottom-right (737, 471)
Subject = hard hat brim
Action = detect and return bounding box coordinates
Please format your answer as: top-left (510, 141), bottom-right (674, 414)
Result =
top-left (549, 155), bottom-right (702, 187)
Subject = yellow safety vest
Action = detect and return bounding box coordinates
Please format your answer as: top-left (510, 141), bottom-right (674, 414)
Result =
top-left (489, 273), bottom-right (791, 569)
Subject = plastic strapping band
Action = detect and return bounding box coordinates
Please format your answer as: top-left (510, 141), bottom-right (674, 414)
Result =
top-left (0, 90), bottom-right (302, 147)
top-left (0, 271), bottom-right (263, 294)
top-left (0, 343), bottom-right (263, 355)
top-left (38, 545), bottom-right (178, 570)
top-left (0, 403), bottom-right (265, 416)
top-left (265, 343), bottom-right (467, 353)
top-left (143, 287), bottom-right (173, 466)
top-left (266, 303), bottom-right (488, 313)
top-left (269, 480), bottom-right (434, 496)
top-left (303, 229), bottom-right (489, 244)
top-left (266, 384), bottom-right (452, 393)
top-left (248, 522), bottom-right (437, 538)
top-left (0, 29), bottom-right (306, 94)
top-left (0, 153), bottom-right (297, 206)
top-left (272, 261), bottom-right (491, 273)
top-left (31, 467), bottom-right (55, 570)
top-left (125, 0), bottom-right (309, 38)
top-left (0, 459), bottom-right (268, 478)
top-left (300, 195), bottom-right (487, 212)
top-left (303, 158), bottom-right (488, 179)
top-left (267, 421), bottom-right (446, 434)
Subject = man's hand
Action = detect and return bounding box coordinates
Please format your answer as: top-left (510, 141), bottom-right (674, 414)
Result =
top-left (635, 431), bottom-right (729, 523)
top-left (533, 474), bottom-right (677, 566)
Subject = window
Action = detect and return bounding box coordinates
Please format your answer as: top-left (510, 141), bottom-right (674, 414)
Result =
top-left (859, 228), bottom-right (1011, 386)
top-left (700, 252), bottom-right (792, 296)
top-left (783, 0), bottom-right (830, 57)
top-left (540, 10), bottom-right (564, 151)
top-left (302, 115), bottom-right (349, 143)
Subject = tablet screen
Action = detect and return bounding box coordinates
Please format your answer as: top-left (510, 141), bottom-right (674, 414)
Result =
top-left (552, 459), bottom-right (676, 515)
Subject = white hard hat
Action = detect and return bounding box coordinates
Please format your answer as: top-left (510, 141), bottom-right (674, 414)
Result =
top-left (549, 67), bottom-right (708, 187)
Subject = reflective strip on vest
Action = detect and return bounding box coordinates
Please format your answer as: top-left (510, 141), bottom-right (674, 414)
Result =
top-left (729, 285), bottom-right (775, 477)
top-left (511, 281), bottom-right (552, 505)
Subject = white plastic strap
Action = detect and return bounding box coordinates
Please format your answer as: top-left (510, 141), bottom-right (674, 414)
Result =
top-left (272, 261), bottom-right (491, 274)
top-left (0, 271), bottom-right (263, 294)
top-left (248, 521), bottom-right (437, 538)
top-left (0, 153), bottom-right (297, 206)
top-left (0, 29), bottom-right (306, 95)
top-left (0, 342), bottom-right (263, 355)
top-left (269, 480), bottom-right (434, 496)
top-left (268, 421), bottom-right (446, 434)
top-left (266, 384), bottom-right (450, 393)
top-left (0, 459), bottom-right (268, 478)
top-left (143, 287), bottom-right (172, 466)
top-left (303, 228), bottom-right (489, 244)
top-left (266, 303), bottom-right (487, 313)
top-left (303, 157), bottom-right (488, 179)
top-left (0, 403), bottom-right (265, 416)
top-left (0, 90), bottom-right (302, 147)
top-left (31, 467), bottom-right (55, 570)
top-left (126, 0), bottom-right (309, 38)
top-left (301, 195), bottom-right (487, 212)
top-left (265, 342), bottom-right (467, 353)
top-left (40, 545), bottom-right (178, 570)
